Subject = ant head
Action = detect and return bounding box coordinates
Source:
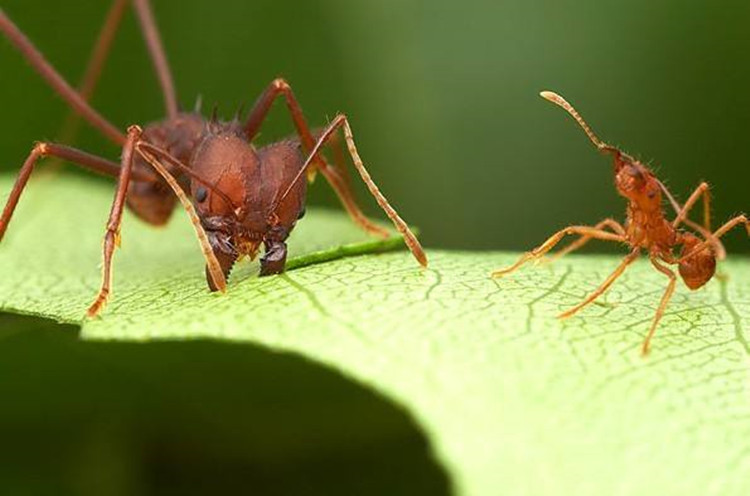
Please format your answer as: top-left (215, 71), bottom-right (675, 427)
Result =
top-left (612, 155), bottom-right (662, 212)
top-left (540, 91), bottom-right (662, 212)
top-left (187, 123), bottom-right (262, 281)
top-left (190, 123), bottom-right (258, 222)
top-left (678, 233), bottom-right (716, 289)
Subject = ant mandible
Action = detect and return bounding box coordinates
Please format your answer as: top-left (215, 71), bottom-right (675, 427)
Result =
top-left (0, 1), bottom-right (427, 317)
top-left (492, 91), bottom-right (749, 355)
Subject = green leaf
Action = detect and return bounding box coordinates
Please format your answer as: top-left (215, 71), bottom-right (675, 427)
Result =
top-left (2, 174), bottom-right (750, 495)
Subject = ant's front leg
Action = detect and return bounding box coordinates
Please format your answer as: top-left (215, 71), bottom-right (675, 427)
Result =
top-left (91, 127), bottom-right (229, 318)
top-left (492, 225), bottom-right (626, 277)
top-left (87, 126), bottom-right (142, 317)
top-left (542, 218), bottom-right (625, 265)
top-left (260, 226), bottom-right (289, 276)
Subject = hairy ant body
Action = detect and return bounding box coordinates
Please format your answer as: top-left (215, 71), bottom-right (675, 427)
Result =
top-left (0, 1), bottom-right (427, 317)
top-left (493, 91), bottom-right (749, 355)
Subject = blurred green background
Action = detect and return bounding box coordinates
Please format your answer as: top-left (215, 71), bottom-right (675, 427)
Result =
top-left (2, 0), bottom-right (748, 252)
top-left (1, 0), bottom-right (749, 493)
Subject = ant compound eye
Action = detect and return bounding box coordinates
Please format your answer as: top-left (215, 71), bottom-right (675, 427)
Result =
top-left (195, 186), bottom-right (208, 203)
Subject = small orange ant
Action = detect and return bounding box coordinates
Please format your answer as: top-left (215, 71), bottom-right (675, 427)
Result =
top-left (493, 91), bottom-right (749, 355)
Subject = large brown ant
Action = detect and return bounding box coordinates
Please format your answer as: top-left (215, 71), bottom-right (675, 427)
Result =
top-left (0, 1), bottom-right (427, 317)
top-left (493, 91), bottom-right (749, 355)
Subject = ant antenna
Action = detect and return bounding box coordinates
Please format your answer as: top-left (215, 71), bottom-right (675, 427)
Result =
top-left (540, 91), bottom-right (610, 151)
top-left (136, 147), bottom-right (227, 292)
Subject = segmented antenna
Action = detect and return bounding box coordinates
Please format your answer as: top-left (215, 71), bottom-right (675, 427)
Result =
top-left (540, 91), bottom-right (608, 150)
top-left (137, 147), bottom-right (227, 292)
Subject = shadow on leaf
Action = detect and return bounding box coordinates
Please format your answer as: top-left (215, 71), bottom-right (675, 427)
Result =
top-left (0, 313), bottom-right (451, 496)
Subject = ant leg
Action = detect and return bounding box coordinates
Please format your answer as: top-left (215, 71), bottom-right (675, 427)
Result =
top-left (55, 0), bottom-right (129, 150)
top-left (244, 79), bottom-right (316, 146)
top-left (0, 142), bottom-right (153, 242)
top-left (55, 0), bottom-right (177, 150)
top-left (671, 182), bottom-right (710, 229)
top-left (317, 123), bottom-right (390, 238)
top-left (326, 130), bottom-right (352, 188)
top-left (659, 180), bottom-right (726, 259)
top-left (543, 218), bottom-right (625, 264)
top-left (491, 226), bottom-right (626, 278)
top-left (557, 248), bottom-right (640, 319)
top-left (0, 9), bottom-right (125, 145)
top-left (88, 128), bottom-right (229, 317)
top-left (244, 78), bottom-right (388, 237)
top-left (679, 215), bottom-right (750, 263)
top-left (318, 161), bottom-right (391, 238)
top-left (642, 257), bottom-right (677, 356)
top-left (87, 126), bottom-right (142, 317)
top-left (274, 114), bottom-right (427, 267)
top-left (132, 0), bottom-right (179, 117)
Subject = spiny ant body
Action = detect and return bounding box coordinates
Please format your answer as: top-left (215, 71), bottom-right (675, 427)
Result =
top-left (0, 1), bottom-right (427, 317)
top-left (493, 91), bottom-right (749, 355)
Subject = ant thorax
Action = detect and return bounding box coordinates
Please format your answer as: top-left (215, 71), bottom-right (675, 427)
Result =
top-left (612, 155), bottom-right (677, 251)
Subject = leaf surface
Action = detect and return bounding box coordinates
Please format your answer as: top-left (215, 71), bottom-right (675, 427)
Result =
top-left (2, 174), bottom-right (750, 495)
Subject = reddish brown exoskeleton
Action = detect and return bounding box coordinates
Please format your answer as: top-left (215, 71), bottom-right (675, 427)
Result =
top-left (0, 1), bottom-right (427, 317)
top-left (492, 91), bottom-right (749, 355)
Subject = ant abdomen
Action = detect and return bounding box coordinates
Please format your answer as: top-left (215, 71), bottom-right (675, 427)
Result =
top-left (678, 233), bottom-right (716, 290)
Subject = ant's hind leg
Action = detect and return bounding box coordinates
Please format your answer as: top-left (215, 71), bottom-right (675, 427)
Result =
top-left (641, 257), bottom-right (677, 356)
top-left (491, 225), bottom-right (626, 278)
